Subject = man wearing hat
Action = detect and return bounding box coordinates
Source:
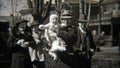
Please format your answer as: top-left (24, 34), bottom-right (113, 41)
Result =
top-left (59, 9), bottom-right (77, 52)
top-left (58, 10), bottom-right (78, 68)
top-left (59, 9), bottom-right (96, 68)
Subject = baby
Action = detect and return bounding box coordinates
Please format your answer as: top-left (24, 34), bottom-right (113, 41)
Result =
top-left (39, 14), bottom-right (66, 60)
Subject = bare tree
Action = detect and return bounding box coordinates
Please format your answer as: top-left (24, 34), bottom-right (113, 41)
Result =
top-left (27, 0), bottom-right (52, 23)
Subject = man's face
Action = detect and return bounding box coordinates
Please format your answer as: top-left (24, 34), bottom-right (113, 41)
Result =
top-left (61, 18), bottom-right (72, 27)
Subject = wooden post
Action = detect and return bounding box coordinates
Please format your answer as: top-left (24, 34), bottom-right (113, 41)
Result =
top-left (11, 0), bottom-right (15, 25)
top-left (84, 0), bottom-right (87, 18)
top-left (86, 0), bottom-right (92, 59)
top-left (86, 0), bottom-right (92, 28)
top-left (79, 0), bottom-right (84, 20)
top-left (98, 1), bottom-right (102, 35)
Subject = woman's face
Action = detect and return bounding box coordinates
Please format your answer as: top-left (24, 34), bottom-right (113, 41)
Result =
top-left (19, 23), bottom-right (26, 31)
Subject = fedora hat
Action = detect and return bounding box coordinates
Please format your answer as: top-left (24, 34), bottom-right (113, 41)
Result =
top-left (61, 10), bottom-right (72, 18)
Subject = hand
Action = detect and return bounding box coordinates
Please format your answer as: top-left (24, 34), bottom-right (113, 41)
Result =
top-left (17, 39), bottom-right (24, 45)
top-left (24, 42), bottom-right (29, 45)
top-left (89, 49), bottom-right (95, 56)
top-left (39, 25), bottom-right (44, 29)
top-left (21, 42), bottom-right (29, 48)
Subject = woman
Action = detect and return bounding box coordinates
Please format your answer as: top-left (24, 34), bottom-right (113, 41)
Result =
top-left (10, 20), bottom-right (34, 68)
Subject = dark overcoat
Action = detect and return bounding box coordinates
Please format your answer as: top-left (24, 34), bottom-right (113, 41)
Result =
top-left (9, 21), bottom-right (34, 68)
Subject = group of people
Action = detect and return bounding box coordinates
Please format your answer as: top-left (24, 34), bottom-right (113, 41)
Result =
top-left (7, 9), bottom-right (96, 68)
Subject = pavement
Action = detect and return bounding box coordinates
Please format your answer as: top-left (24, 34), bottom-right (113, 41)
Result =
top-left (92, 46), bottom-right (120, 61)
top-left (99, 46), bottom-right (119, 53)
top-left (91, 46), bottom-right (120, 68)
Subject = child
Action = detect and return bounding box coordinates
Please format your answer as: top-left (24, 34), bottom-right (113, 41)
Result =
top-left (39, 14), bottom-right (66, 60)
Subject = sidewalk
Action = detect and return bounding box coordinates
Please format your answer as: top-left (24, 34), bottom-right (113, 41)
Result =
top-left (91, 46), bottom-right (120, 68)
top-left (99, 46), bottom-right (119, 53)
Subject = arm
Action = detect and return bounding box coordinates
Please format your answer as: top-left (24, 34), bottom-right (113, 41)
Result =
top-left (39, 23), bottom-right (50, 30)
top-left (44, 29), bottom-right (51, 44)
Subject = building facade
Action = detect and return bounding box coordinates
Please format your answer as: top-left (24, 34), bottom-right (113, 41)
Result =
top-left (89, 0), bottom-right (120, 46)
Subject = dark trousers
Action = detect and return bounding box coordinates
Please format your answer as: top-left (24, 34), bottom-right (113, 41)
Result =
top-left (11, 52), bottom-right (33, 68)
top-left (33, 61), bottom-right (45, 68)
top-left (75, 54), bottom-right (91, 68)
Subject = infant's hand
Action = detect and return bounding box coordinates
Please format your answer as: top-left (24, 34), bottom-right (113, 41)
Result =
top-left (39, 25), bottom-right (44, 29)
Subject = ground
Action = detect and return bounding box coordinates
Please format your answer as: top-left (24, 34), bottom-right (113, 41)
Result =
top-left (91, 46), bottom-right (120, 68)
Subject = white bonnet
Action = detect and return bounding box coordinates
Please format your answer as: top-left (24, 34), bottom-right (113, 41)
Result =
top-left (49, 14), bottom-right (58, 22)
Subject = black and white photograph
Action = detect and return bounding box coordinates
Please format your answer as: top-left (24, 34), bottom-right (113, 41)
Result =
top-left (0, 0), bottom-right (120, 68)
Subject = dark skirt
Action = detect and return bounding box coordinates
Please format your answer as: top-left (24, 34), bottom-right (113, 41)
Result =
top-left (11, 52), bottom-right (33, 68)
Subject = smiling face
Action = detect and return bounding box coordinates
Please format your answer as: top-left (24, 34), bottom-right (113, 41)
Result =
top-left (49, 14), bottom-right (58, 24)
top-left (52, 17), bottom-right (58, 24)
